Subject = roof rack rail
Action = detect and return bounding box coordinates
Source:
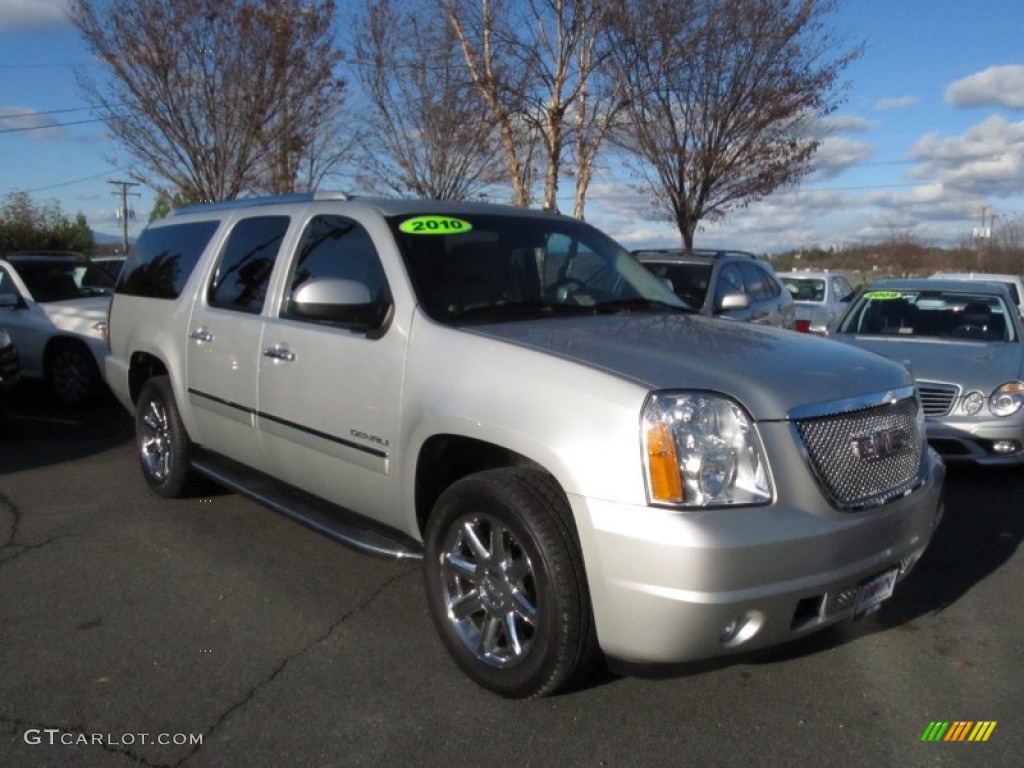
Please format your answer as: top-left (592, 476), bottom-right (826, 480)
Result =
top-left (172, 190), bottom-right (350, 216)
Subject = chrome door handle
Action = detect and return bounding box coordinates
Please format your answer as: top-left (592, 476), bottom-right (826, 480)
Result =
top-left (189, 328), bottom-right (214, 342)
top-left (262, 345), bottom-right (295, 362)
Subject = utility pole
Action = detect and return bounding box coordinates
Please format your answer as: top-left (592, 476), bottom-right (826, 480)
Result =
top-left (108, 180), bottom-right (141, 253)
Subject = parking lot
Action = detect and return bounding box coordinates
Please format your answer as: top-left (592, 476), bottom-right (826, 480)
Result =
top-left (1, 383), bottom-right (1022, 768)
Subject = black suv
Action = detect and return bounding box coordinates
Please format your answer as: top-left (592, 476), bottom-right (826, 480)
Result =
top-left (634, 249), bottom-right (795, 328)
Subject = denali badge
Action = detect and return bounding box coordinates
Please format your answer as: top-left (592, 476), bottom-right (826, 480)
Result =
top-left (851, 427), bottom-right (907, 461)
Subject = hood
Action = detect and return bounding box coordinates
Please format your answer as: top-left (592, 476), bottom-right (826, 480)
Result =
top-left (467, 313), bottom-right (912, 421)
top-left (835, 335), bottom-right (1024, 390)
top-left (39, 296), bottom-right (110, 336)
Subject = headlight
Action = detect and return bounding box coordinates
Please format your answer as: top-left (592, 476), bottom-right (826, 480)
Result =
top-left (989, 381), bottom-right (1024, 417)
top-left (0, 328), bottom-right (10, 346)
top-left (961, 391), bottom-right (984, 416)
top-left (642, 392), bottom-right (772, 507)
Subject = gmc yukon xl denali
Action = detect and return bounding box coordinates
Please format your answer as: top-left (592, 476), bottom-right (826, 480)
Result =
top-left (105, 193), bottom-right (945, 697)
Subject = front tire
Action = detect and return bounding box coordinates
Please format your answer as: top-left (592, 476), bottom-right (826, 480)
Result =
top-left (135, 376), bottom-right (198, 498)
top-left (47, 341), bottom-right (101, 405)
top-left (424, 468), bottom-right (597, 698)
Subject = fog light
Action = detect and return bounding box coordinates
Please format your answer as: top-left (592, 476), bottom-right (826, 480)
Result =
top-left (992, 440), bottom-right (1021, 454)
top-left (720, 610), bottom-right (765, 648)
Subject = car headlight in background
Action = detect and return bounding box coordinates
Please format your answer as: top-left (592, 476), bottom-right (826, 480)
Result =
top-left (989, 381), bottom-right (1024, 417)
top-left (0, 328), bottom-right (10, 347)
top-left (961, 391), bottom-right (985, 416)
top-left (642, 392), bottom-right (772, 507)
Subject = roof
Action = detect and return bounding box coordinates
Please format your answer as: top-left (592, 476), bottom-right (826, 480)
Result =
top-left (632, 249), bottom-right (759, 263)
top-left (169, 192), bottom-right (566, 221)
top-left (1, 251), bottom-right (89, 264)
top-left (864, 278), bottom-right (1017, 298)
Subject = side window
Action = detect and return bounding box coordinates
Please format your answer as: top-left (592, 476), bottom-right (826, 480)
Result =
top-left (283, 215), bottom-right (390, 321)
top-left (737, 262), bottom-right (773, 301)
top-left (714, 263), bottom-right (746, 308)
top-left (118, 221), bottom-right (220, 299)
top-left (208, 216), bottom-right (290, 313)
top-left (834, 276), bottom-right (853, 302)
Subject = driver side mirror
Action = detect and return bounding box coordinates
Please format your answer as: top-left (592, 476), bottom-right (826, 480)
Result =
top-left (0, 293), bottom-right (21, 309)
top-left (717, 292), bottom-right (751, 312)
top-left (290, 278), bottom-right (391, 332)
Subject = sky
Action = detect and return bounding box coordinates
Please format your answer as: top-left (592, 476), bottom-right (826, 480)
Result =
top-left (1, 0), bottom-right (1023, 253)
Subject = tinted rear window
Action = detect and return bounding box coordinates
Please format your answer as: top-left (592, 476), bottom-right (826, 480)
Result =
top-left (117, 221), bottom-right (220, 299)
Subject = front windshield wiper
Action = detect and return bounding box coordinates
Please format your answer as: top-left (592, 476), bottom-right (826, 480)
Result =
top-left (590, 298), bottom-right (694, 314)
top-left (448, 301), bottom-right (597, 322)
top-left (448, 298), bottom-right (692, 323)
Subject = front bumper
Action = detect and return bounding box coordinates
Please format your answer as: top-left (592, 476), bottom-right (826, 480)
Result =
top-left (570, 451), bottom-right (944, 665)
top-left (927, 416), bottom-right (1024, 465)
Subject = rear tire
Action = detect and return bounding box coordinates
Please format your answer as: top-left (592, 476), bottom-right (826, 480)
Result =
top-left (423, 467), bottom-right (598, 698)
top-left (135, 376), bottom-right (199, 498)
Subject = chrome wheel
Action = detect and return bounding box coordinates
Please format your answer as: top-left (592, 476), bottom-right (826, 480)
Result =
top-left (139, 395), bottom-right (172, 482)
top-left (135, 376), bottom-right (198, 498)
top-left (424, 468), bottom-right (597, 697)
top-left (439, 513), bottom-right (539, 668)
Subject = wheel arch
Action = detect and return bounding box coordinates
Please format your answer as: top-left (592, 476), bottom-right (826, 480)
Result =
top-left (414, 434), bottom-right (558, 537)
top-left (127, 351), bottom-right (170, 405)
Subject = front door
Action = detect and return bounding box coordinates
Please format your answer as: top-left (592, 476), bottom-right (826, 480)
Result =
top-left (256, 214), bottom-right (407, 531)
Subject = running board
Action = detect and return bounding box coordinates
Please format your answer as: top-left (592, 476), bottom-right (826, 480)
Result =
top-left (191, 450), bottom-right (423, 562)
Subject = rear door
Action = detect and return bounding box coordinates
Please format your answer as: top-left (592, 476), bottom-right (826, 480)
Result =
top-left (184, 215), bottom-right (291, 468)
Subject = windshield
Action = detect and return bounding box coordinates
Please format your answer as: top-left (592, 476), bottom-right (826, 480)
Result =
top-left (388, 213), bottom-right (686, 323)
top-left (9, 257), bottom-right (110, 302)
top-left (839, 289), bottom-right (1017, 342)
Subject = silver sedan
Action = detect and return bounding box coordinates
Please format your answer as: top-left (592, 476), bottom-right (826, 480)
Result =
top-left (830, 278), bottom-right (1024, 465)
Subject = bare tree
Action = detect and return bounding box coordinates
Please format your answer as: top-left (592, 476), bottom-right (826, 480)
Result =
top-left (351, 0), bottom-right (505, 200)
top-left (443, 0), bottom-right (619, 213)
top-left (608, 0), bottom-right (861, 249)
top-left (70, 0), bottom-right (346, 203)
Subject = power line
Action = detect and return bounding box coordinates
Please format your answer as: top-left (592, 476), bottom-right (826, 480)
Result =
top-left (0, 115), bottom-right (127, 135)
top-left (0, 104), bottom-right (125, 119)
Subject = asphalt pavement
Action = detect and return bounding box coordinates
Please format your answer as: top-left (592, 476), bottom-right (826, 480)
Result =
top-left (1, 381), bottom-right (1022, 767)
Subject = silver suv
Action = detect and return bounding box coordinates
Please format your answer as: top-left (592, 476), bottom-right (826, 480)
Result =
top-left (633, 249), bottom-right (796, 328)
top-left (106, 193), bottom-right (944, 697)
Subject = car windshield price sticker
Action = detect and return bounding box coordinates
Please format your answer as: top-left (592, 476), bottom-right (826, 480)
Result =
top-left (399, 216), bottom-right (473, 235)
top-left (864, 291), bottom-right (903, 300)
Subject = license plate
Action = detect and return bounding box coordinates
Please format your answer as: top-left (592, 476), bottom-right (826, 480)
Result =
top-left (854, 568), bottom-right (899, 618)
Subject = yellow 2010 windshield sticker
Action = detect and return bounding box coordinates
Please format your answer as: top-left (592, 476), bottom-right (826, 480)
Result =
top-left (399, 216), bottom-right (473, 235)
top-left (864, 290), bottom-right (903, 300)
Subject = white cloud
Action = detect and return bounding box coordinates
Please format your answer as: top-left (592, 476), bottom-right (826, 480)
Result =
top-left (0, 106), bottom-right (68, 140)
top-left (809, 136), bottom-right (874, 180)
top-left (874, 96), bottom-right (920, 111)
top-left (909, 115), bottom-right (1024, 196)
top-left (0, 0), bottom-right (70, 32)
top-left (946, 65), bottom-right (1024, 110)
top-left (819, 114), bottom-right (875, 134)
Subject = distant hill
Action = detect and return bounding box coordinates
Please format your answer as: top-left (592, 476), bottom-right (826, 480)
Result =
top-left (92, 230), bottom-right (128, 245)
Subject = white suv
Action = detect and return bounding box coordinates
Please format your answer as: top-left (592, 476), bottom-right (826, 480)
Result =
top-left (105, 193), bottom-right (944, 697)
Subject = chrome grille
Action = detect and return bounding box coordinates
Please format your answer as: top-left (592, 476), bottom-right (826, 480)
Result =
top-left (916, 381), bottom-right (958, 417)
top-left (795, 394), bottom-right (924, 510)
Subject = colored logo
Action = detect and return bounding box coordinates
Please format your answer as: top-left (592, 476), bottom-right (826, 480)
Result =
top-left (921, 721), bottom-right (997, 742)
